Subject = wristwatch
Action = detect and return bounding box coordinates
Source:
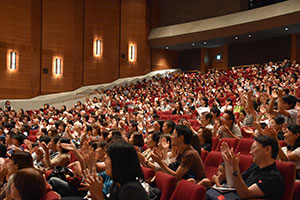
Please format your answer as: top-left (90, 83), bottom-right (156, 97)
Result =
top-left (232, 170), bottom-right (239, 177)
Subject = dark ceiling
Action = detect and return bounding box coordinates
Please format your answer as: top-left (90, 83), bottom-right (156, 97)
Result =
top-left (153, 23), bottom-right (300, 51)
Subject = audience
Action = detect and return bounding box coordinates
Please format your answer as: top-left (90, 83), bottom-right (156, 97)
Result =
top-left (0, 59), bottom-right (299, 199)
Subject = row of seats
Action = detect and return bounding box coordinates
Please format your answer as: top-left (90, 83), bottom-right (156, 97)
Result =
top-left (142, 151), bottom-right (297, 200)
top-left (142, 168), bottom-right (206, 200)
top-left (210, 137), bottom-right (287, 155)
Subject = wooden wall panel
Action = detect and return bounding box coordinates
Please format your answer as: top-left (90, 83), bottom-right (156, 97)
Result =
top-left (201, 48), bottom-right (212, 73)
top-left (179, 49), bottom-right (201, 71)
top-left (291, 33), bottom-right (300, 63)
top-left (150, 0), bottom-right (160, 28)
top-left (83, 0), bottom-right (120, 86)
top-left (228, 35), bottom-right (291, 66)
top-left (0, 0), bottom-right (41, 99)
top-left (151, 48), bottom-right (179, 71)
top-left (119, 0), bottom-right (151, 78)
top-left (41, 0), bottom-right (83, 94)
top-left (158, 0), bottom-right (247, 26)
top-left (211, 45), bottom-right (228, 69)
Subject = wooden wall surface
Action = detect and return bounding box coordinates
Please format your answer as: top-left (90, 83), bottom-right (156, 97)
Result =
top-left (228, 35), bottom-right (291, 66)
top-left (41, 0), bottom-right (83, 94)
top-left (119, 0), bottom-right (151, 78)
top-left (151, 48), bottom-right (179, 71)
top-left (0, 0), bottom-right (41, 98)
top-left (0, 0), bottom-right (153, 98)
top-left (83, 0), bottom-right (120, 86)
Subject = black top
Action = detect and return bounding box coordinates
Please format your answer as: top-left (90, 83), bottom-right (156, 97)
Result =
top-left (241, 162), bottom-right (284, 200)
top-left (109, 181), bottom-right (150, 200)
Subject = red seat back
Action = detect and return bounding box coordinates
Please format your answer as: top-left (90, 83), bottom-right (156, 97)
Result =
top-left (160, 115), bottom-right (170, 120)
top-left (40, 184), bottom-right (60, 200)
top-left (241, 127), bottom-right (255, 139)
top-left (181, 114), bottom-right (192, 120)
top-left (29, 129), bottom-right (39, 136)
top-left (278, 140), bottom-right (287, 147)
top-left (155, 171), bottom-right (177, 200)
top-left (200, 149), bottom-right (208, 163)
top-left (211, 137), bottom-right (219, 151)
top-left (276, 161), bottom-right (296, 200)
top-left (204, 151), bottom-right (223, 180)
top-left (215, 138), bottom-right (238, 152)
top-left (170, 180), bottom-right (206, 200)
top-left (69, 151), bottom-right (78, 164)
top-left (141, 167), bottom-right (155, 183)
top-left (293, 181), bottom-right (300, 200)
top-left (170, 115), bottom-right (180, 121)
top-left (238, 154), bottom-right (252, 173)
top-left (234, 138), bottom-right (254, 155)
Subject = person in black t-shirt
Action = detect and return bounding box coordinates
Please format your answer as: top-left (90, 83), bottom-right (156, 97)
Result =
top-left (209, 136), bottom-right (284, 200)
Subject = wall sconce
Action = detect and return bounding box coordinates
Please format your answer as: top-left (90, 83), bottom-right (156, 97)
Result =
top-left (9, 51), bottom-right (17, 70)
top-left (95, 39), bottom-right (102, 56)
top-left (53, 57), bottom-right (62, 76)
top-left (216, 54), bottom-right (222, 60)
top-left (128, 44), bottom-right (136, 62)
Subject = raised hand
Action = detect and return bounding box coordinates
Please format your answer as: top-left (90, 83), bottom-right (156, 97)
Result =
top-left (271, 90), bottom-right (278, 99)
top-left (83, 150), bottom-right (96, 172)
top-left (41, 142), bottom-right (49, 154)
top-left (278, 87), bottom-right (283, 97)
top-left (263, 127), bottom-right (278, 140)
top-left (151, 148), bottom-right (162, 163)
top-left (60, 142), bottom-right (77, 152)
top-left (82, 167), bottom-right (104, 200)
top-left (159, 137), bottom-right (170, 150)
top-left (221, 142), bottom-right (240, 172)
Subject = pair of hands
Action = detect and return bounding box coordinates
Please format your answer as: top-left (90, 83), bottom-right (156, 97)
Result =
top-left (220, 124), bottom-right (231, 134)
top-left (220, 142), bottom-right (240, 173)
top-left (80, 167), bottom-right (104, 200)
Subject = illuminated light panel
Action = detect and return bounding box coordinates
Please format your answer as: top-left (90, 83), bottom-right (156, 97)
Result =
top-left (10, 51), bottom-right (16, 70)
top-left (53, 56), bottom-right (63, 76)
top-left (94, 39), bottom-right (102, 56)
top-left (128, 44), bottom-right (136, 62)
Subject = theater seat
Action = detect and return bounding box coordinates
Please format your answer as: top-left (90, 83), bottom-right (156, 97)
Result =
top-left (170, 115), bottom-right (180, 121)
top-left (203, 151), bottom-right (223, 180)
top-left (234, 138), bottom-right (254, 155)
top-left (188, 119), bottom-right (200, 127)
top-left (69, 151), bottom-right (78, 164)
top-left (27, 135), bottom-right (37, 142)
top-left (293, 181), bottom-right (300, 200)
top-left (160, 115), bottom-right (170, 120)
top-left (200, 149), bottom-right (208, 162)
top-left (141, 167), bottom-right (155, 183)
top-left (238, 154), bottom-right (252, 173)
top-left (170, 180), bottom-right (206, 200)
top-left (29, 129), bottom-right (39, 136)
top-left (276, 161), bottom-right (296, 200)
top-left (164, 111), bottom-right (172, 115)
top-left (215, 138), bottom-right (239, 152)
top-left (211, 137), bottom-right (219, 151)
top-left (181, 114), bottom-right (192, 120)
top-left (278, 140), bottom-right (287, 147)
top-left (241, 127), bottom-right (255, 139)
top-left (155, 171), bottom-right (177, 200)
top-left (41, 184), bottom-right (60, 200)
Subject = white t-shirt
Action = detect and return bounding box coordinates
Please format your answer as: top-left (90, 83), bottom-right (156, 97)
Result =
top-left (285, 108), bottom-right (298, 126)
top-left (282, 146), bottom-right (300, 177)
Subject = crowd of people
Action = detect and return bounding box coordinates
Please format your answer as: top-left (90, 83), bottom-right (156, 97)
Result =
top-left (0, 59), bottom-right (299, 199)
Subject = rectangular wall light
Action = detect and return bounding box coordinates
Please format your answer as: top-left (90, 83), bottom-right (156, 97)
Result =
top-left (128, 44), bottom-right (136, 62)
top-left (54, 57), bottom-right (62, 75)
top-left (95, 39), bottom-right (101, 56)
top-left (9, 51), bottom-right (16, 70)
